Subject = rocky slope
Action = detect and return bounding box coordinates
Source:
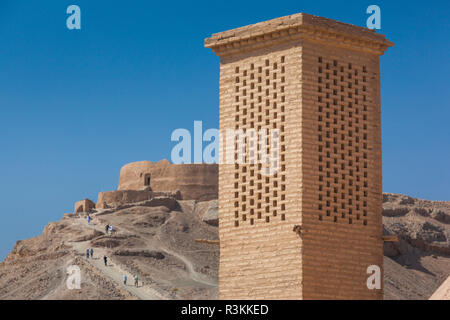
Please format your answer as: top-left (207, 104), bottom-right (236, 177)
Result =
top-left (0, 193), bottom-right (448, 300)
top-left (383, 193), bottom-right (450, 299)
top-left (0, 199), bottom-right (219, 300)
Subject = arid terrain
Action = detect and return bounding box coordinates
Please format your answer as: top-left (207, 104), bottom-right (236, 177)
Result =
top-left (382, 193), bottom-right (450, 299)
top-left (0, 198), bottom-right (219, 300)
top-left (0, 193), bottom-right (448, 300)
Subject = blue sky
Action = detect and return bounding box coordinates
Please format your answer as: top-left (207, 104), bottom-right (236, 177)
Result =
top-left (0, 0), bottom-right (449, 260)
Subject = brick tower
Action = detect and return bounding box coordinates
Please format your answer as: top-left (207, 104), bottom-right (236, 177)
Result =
top-left (205, 13), bottom-right (393, 299)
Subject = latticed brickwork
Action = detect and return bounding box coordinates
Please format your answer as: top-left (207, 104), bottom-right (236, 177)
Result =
top-left (314, 56), bottom-right (371, 226)
top-left (232, 56), bottom-right (288, 227)
top-left (206, 13), bottom-right (393, 300)
top-left (216, 44), bottom-right (304, 299)
top-left (301, 41), bottom-right (384, 299)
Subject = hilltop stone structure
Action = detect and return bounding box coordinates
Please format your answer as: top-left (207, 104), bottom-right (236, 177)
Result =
top-left (75, 160), bottom-right (218, 211)
top-left (92, 160), bottom-right (218, 209)
top-left (118, 159), bottom-right (218, 201)
top-left (74, 199), bottom-right (95, 214)
top-left (205, 13), bottom-right (393, 299)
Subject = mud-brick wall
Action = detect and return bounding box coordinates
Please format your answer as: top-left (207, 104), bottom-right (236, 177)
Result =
top-left (118, 160), bottom-right (218, 201)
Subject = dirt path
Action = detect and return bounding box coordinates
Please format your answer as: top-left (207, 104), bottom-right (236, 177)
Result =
top-left (110, 209), bottom-right (218, 288)
top-left (95, 210), bottom-right (217, 289)
top-left (68, 217), bottom-right (165, 300)
top-left (157, 244), bottom-right (217, 287)
top-left (155, 213), bottom-right (217, 288)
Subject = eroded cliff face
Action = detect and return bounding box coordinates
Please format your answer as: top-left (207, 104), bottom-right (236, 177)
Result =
top-left (117, 160), bottom-right (218, 201)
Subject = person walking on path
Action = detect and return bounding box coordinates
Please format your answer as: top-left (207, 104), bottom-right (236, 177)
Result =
top-left (134, 275), bottom-right (139, 287)
top-left (87, 215), bottom-right (91, 224)
top-left (123, 274), bottom-right (127, 285)
top-left (86, 248), bottom-right (90, 259)
top-left (90, 248), bottom-right (94, 258)
top-left (109, 225), bottom-right (114, 234)
top-left (105, 224), bottom-right (109, 234)
top-left (103, 256), bottom-right (107, 266)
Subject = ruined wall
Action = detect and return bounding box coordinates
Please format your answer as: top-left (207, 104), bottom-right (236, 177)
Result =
top-left (205, 12), bottom-right (392, 300)
top-left (96, 190), bottom-right (180, 209)
top-left (118, 159), bottom-right (218, 201)
top-left (74, 199), bottom-right (95, 213)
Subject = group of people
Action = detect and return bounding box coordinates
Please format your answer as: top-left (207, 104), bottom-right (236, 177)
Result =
top-left (123, 274), bottom-right (139, 287)
top-left (105, 224), bottom-right (114, 234)
top-left (82, 220), bottom-right (143, 290)
top-left (85, 248), bottom-right (94, 259)
top-left (85, 252), bottom-right (141, 288)
top-left (85, 214), bottom-right (116, 236)
top-left (86, 247), bottom-right (108, 267)
top-left (84, 213), bottom-right (142, 289)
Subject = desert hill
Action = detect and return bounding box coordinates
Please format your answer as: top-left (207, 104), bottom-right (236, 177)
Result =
top-left (0, 198), bottom-right (219, 300)
top-left (0, 192), bottom-right (449, 300)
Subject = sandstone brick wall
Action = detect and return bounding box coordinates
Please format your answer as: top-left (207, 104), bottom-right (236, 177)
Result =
top-left (117, 159), bottom-right (218, 201)
top-left (206, 13), bottom-right (393, 300)
top-left (300, 41), bottom-right (383, 300)
top-left (217, 44), bottom-right (304, 300)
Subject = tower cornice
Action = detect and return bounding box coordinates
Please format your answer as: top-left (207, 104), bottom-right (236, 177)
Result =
top-left (205, 13), bottom-right (394, 57)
